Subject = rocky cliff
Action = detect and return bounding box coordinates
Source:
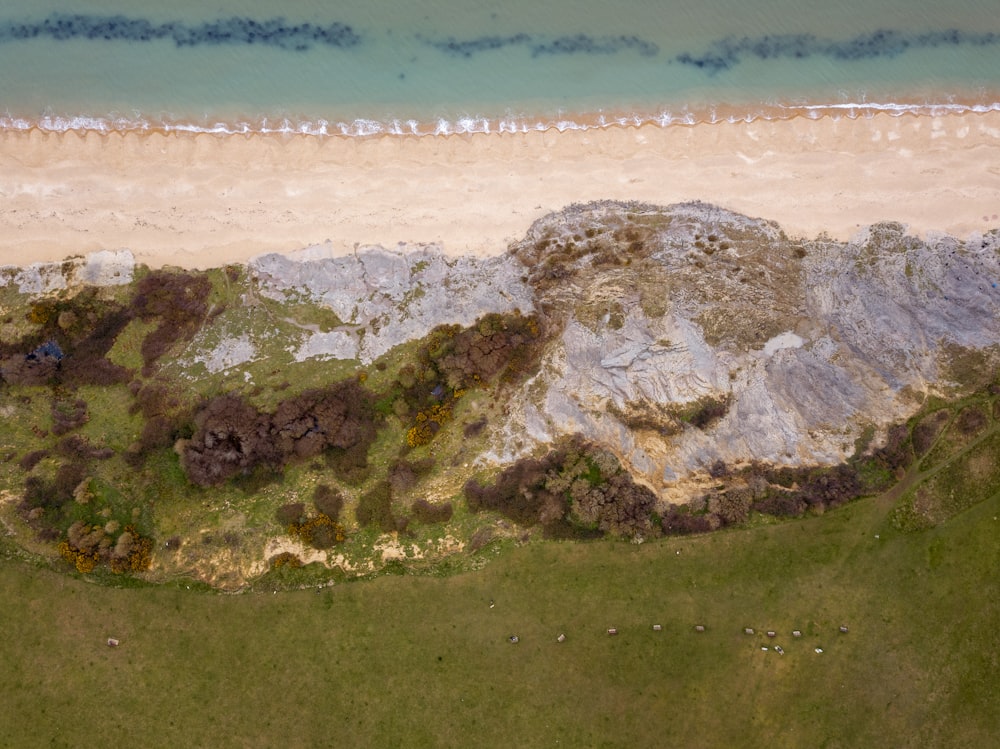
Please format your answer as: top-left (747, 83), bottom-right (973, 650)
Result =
top-left (247, 201), bottom-right (1000, 500)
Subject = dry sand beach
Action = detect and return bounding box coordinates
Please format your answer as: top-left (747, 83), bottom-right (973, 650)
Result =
top-left (2, 110), bottom-right (1000, 269)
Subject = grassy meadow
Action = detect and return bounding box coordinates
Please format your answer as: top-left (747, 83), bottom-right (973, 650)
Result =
top-left (0, 482), bottom-right (996, 748)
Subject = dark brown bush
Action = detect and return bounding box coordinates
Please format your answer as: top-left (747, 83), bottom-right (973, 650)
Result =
top-left (55, 435), bottom-right (113, 461)
top-left (463, 417), bottom-right (488, 438)
top-left (568, 472), bottom-right (657, 537)
top-left (709, 487), bottom-right (753, 526)
top-left (707, 459), bottom-right (729, 478)
top-left (467, 527), bottom-right (495, 553)
top-left (661, 508), bottom-right (717, 535)
top-left (131, 382), bottom-right (176, 418)
top-left (276, 502), bottom-right (306, 527)
top-left (53, 461), bottom-right (87, 503)
top-left (911, 419), bottom-right (941, 456)
top-left (325, 442), bottom-right (373, 485)
top-left (270, 381), bottom-right (378, 459)
top-left (130, 270), bottom-right (212, 372)
top-left (956, 406), bottom-right (988, 435)
top-left (21, 476), bottom-right (58, 511)
top-left (874, 424), bottom-right (913, 472)
top-left (138, 415), bottom-right (175, 452)
top-left (465, 439), bottom-right (655, 538)
top-left (313, 484), bottom-right (344, 520)
top-left (464, 456), bottom-right (556, 527)
top-left (410, 499), bottom-right (454, 525)
top-left (19, 450), bottom-right (48, 472)
top-left (356, 481), bottom-right (396, 533)
top-left (751, 492), bottom-right (807, 518)
top-left (0, 288), bottom-right (131, 387)
top-left (419, 312), bottom-right (542, 392)
top-left (388, 457), bottom-right (436, 494)
top-left (181, 394), bottom-right (278, 487)
top-left (0, 350), bottom-right (60, 386)
top-left (50, 398), bottom-right (89, 436)
top-left (689, 397), bottom-right (730, 430)
top-left (797, 464), bottom-right (863, 509)
top-left (59, 308), bottom-right (132, 385)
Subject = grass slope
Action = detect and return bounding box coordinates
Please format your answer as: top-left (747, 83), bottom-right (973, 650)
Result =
top-left (0, 486), bottom-right (996, 748)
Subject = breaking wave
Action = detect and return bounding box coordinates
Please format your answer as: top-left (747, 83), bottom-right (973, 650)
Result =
top-left (3, 99), bottom-right (1000, 139)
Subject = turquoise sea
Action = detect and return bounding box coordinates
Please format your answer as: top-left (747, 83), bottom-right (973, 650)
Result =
top-left (1, 0), bottom-right (999, 134)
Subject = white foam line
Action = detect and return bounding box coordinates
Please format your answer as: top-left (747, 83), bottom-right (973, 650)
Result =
top-left (2, 101), bottom-right (1000, 138)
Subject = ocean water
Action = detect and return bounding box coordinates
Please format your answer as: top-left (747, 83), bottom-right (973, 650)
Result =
top-left (1, 0), bottom-right (999, 135)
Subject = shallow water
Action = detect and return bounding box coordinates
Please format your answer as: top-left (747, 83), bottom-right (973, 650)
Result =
top-left (1, 0), bottom-right (999, 134)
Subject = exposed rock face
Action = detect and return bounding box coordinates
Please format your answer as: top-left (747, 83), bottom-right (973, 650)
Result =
top-left (1, 250), bottom-right (134, 293)
top-left (199, 204), bottom-right (1000, 496)
top-left (250, 243), bottom-right (534, 363)
top-left (496, 202), bottom-right (1000, 495)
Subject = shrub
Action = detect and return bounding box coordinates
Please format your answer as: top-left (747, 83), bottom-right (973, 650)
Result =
top-left (138, 415), bottom-right (175, 452)
top-left (708, 487), bottom-right (753, 526)
top-left (707, 459), bottom-right (729, 478)
top-left (388, 457), bottom-right (436, 494)
top-left (288, 513), bottom-right (345, 549)
top-left (912, 421), bottom-right (938, 455)
top-left (59, 523), bottom-right (153, 574)
top-left (50, 398), bottom-right (89, 436)
top-left (0, 349), bottom-right (59, 386)
top-left (410, 499), bottom-right (454, 525)
top-left (130, 270), bottom-right (212, 373)
top-left (313, 484), bottom-right (344, 520)
top-left (181, 394), bottom-right (278, 486)
top-left (688, 396), bottom-right (730, 430)
top-left (270, 552), bottom-right (303, 569)
top-left (751, 492), bottom-right (806, 518)
top-left (18, 450), bottom-right (48, 472)
top-left (356, 481), bottom-right (396, 533)
top-left (873, 424), bottom-right (913, 472)
top-left (60, 308), bottom-right (132, 385)
top-left (276, 502), bottom-right (307, 527)
top-left (465, 456), bottom-right (555, 527)
top-left (463, 417), bottom-right (488, 438)
top-left (55, 435), bottom-right (113, 461)
top-left (798, 464), bottom-right (862, 509)
top-left (325, 442), bottom-right (373, 485)
top-left (53, 462), bottom-right (88, 505)
top-left (661, 508), bottom-right (718, 535)
top-left (956, 406), bottom-right (988, 435)
top-left (270, 381), bottom-right (378, 459)
top-left (465, 438), bottom-right (655, 538)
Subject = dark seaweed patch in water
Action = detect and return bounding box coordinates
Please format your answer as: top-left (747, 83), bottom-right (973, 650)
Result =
top-left (677, 28), bottom-right (1000, 74)
top-left (421, 33), bottom-right (658, 59)
top-left (0, 14), bottom-right (362, 51)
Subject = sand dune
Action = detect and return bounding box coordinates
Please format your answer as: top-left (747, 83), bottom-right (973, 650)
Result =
top-left (2, 111), bottom-right (1000, 269)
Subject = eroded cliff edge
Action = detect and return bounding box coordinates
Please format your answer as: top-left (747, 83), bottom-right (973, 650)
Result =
top-left (252, 201), bottom-right (1000, 495)
top-left (2, 201), bottom-right (999, 587)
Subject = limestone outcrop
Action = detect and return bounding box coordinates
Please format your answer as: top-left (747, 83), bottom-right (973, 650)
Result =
top-left (249, 202), bottom-right (1000, 496)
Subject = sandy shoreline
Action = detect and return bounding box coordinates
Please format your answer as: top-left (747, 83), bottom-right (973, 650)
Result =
top-left (2, 111), bottom-right (1000, 270)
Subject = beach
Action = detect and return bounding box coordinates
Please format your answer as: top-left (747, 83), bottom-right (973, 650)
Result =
top-left (2, 110), bottom-right (1000, 270)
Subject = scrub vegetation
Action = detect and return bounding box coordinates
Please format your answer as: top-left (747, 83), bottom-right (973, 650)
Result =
top-left (0, 259), bottom-right (997, 746)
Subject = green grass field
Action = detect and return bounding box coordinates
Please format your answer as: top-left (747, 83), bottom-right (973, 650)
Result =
top-left (1, 483), bottom-right (996, 748)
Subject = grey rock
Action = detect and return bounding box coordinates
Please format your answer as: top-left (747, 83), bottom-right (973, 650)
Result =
top-left (250, 243), bottom-right (534, 363)
top-left (498, 202), bottom-right (1000, 496)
